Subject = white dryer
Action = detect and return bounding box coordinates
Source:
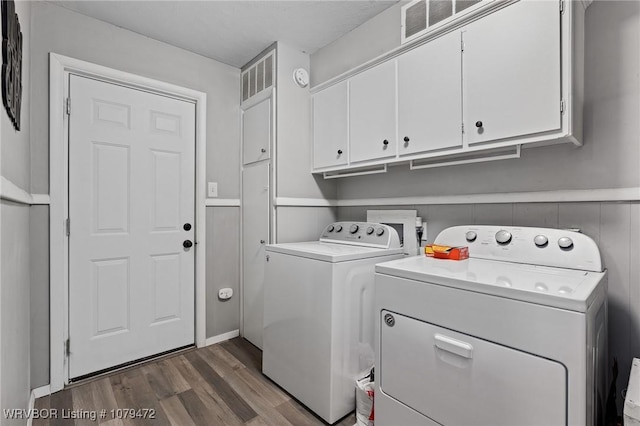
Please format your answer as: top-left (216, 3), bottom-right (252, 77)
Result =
top-left (263, 222), bottom-right (403, 424)
top-left (375, 225), bottom-right (608, 426)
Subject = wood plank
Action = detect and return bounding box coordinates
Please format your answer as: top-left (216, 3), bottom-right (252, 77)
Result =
top-left (220, 338), bottom-right (262, 371)
top-left (90, 378), bottom-right (120, 425)
top-left (170, 354), bottom-right (244, 426)
top-left (156, 357), bottom-right (190, 394)
top-left (236, 367), bottom-right (289, 407)
top-left (158, 395), bottom-right (196, 426)
top-left (110, 370), bottom-right (170, 426)
top-left (50, 389), bottom-right (76, 426)
top-left (71, 386), bottom-right (98, 426)
top-left (33, 395), bottom-right (51, 426)
top-left (184, 351), bottom-right (257, 422)
top-left (202, 344), bottom-right (243, 378)
top-left (274, 400), bottom-right (324, 425)
top-left (141, 363), bottom-right (176, 400)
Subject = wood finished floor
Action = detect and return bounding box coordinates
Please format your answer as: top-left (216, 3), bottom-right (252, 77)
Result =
top-left (35, 338), bottom-right (356, 426)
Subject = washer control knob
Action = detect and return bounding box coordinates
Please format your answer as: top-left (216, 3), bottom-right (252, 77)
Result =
top-left (558, 236), bottom-right (574, 250)
top-left (350, 224), bottom-right (359, 234)
top-left (335, 225), bottom-right (343, 232)
top-left (366, 226), bottom-right (374, 235)
top-left (376, 227), bottom-right (385, 237)
top-left (465, 231), bottom-right (477, 242)
top-left (534, 235), bottom-right (548, 247)
top-left (327, 225), bottom-right (335, 232)
top-left (495, 230), bottom-right (512, 245)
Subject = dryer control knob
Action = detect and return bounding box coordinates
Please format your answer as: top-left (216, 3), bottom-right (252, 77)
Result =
top-left (465, 231), bottom-right (477, 242)
top-left (558, 236), bottom-right (574, 250)
top-left (376, 227), bottom-right (385, 237)
top-left (335, 225), bottom-right (343, 232)
top-left (327, 225), bottom-right (335, 232)
top-left (534, 235), bottom-right (548, 247)
top-left (366, 226), bottom-right (374, 235)
top-left (495, 230), bottom-right (512, 245)
top-left (350, 224), bottom-right (359, 234)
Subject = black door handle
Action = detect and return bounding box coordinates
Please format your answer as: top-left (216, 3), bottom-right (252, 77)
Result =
top-left (183, 240), bottom-right (193, 248)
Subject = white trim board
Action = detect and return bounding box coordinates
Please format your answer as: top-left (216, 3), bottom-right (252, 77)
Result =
top-left (49, 53), bottom-right (207, 393)
top-left (274, 187), bottom-right (640, 207)
top-left (0, 176), bottom-right (50, 205)
top-left (204, 329), bottom-right (240, 347)
top-left (27, 385), bottom-right (52, 426)
top-left (205, 198), bottom-right (241, 207)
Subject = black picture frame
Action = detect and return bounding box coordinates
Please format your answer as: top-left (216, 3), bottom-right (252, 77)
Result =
top-left (2, 0), bottom-right (22, 131)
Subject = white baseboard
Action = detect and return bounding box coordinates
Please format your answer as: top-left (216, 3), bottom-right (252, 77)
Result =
top-left (0, 175), bottom-right (50, 205)
top-left (204, 329), bottom-right (240, 347)
top-left (32, 384), bottom-right (51, 398)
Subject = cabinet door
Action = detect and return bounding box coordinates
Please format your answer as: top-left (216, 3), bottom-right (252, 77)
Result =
top-left (349, 60), bottom-right (396, 163)
top-left (398, 30), bottom-right (462, 155)
top-left (463, 0), bottom-right (561, 145)
top-left (242, 161), bottom-right (270, 349)
top-left (242, 98), bottom-right (271, 165)
top-left (312, 81), bottom-right (348, 169)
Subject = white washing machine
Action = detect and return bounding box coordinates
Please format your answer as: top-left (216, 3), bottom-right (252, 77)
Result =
top-left (263, 222), bottom-right (403, 424)
top-left (375, 225), bottom-right (608, 426)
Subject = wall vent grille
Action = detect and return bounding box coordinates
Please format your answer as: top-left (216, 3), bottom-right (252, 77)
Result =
top-left (402, 0), bottom-right (486, 44)
top-left (242, 52), bottom-right (275, 103)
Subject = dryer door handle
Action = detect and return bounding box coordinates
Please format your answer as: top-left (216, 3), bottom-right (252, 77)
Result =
top-left (434, 333), bottom-right (474, 359)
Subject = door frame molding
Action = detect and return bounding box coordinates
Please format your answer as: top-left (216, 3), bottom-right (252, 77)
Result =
top-left (49, 53), bottom-right (207, 392)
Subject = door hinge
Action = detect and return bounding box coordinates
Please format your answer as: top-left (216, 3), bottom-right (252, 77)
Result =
top-left (461, 123), bottom-right (465, 134)
top-left (561, 99), bottom-right (565, 114)
top-left (65, 338), bottom-right (70, 356)
top-left (65, 218), bottom-right (70, 236)
top-left (460, 39), bottom-right (465, 52)
top-left (560, 0), bottom-right (564, 14)
top-left (66, 98), bottom-right (71, 115)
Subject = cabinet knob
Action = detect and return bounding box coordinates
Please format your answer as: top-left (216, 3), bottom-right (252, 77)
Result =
top-left (183, 240), bottom-right (193, 248)
top-left (403, 136), bottom-right (410, 143)
top-left (337, 149), bottom-right (343, 155)
top-left (260, 239), bottom-right (266, 244)
top-left (383, 139), bottom-right (389, 146)
top-left (475, 121), bottom-right (483, 128)
top-left (261, 148), bottom-right (267, 153)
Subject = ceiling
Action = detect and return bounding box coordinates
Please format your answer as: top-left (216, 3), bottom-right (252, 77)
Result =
top-left (51, 0), bottom-right (400, 68)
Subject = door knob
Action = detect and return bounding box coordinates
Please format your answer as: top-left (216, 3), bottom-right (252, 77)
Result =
top-left (183, 240), bottom-right (193, 248)
top-left (183, 223), bottom-right (192, 231)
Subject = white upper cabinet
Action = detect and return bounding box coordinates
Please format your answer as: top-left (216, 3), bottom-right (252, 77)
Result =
top-left (313, 81), bottom-right (348, 169)
top-left (462, 0), bottom-right (561, 145)
top-left (243, 98), bottom-right (271, 165)
top-left (398, 29), bottom-right (462, 156)
top-left (349, 60), bottom-right (397, 163)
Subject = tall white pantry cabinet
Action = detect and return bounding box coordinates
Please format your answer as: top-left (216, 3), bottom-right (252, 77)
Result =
top-left (312, 0), bottom-right (585, 177)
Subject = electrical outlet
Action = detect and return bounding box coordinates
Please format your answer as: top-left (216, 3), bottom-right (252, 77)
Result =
top-left (207, 182), bottom-right (218, 198)
top-left (218, 288), bottom-right (233, 300)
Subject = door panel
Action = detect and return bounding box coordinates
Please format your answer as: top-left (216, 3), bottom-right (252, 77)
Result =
top-left (349, 60), bottom-right (396, 163)
top-left (69, 75), bottom-right (196, 379)
top-left (380, 311), bottom-right (566, 425)
top-left (312, 81), bottom-right (348, 169)
top-left (242, 161), bottom-right (270, 349)
top-left (398, 30), bottom-right (462, 155)
top-left (463, 0), bottom-right (561, 144)
top-left (243, 98), bottom-right (271, 165)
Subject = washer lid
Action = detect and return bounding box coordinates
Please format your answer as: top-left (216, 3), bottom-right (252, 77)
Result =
top-left (375, 256), bottom-right (606, 312)
top-left (266, 241), bottom-right (403, 263)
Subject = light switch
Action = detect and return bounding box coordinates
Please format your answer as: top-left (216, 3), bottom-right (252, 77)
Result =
top-left (208, 182), bottom-right (218, 198)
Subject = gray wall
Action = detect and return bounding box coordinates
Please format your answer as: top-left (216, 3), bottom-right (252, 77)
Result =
top-left (27, 2), bottom-right (242, 388)
top-left (316, 0), bottom-right (640, 401)
top-left (0, 0), bottom-right (32, 418)
top-left (206, 207), bottom-right (240, 337)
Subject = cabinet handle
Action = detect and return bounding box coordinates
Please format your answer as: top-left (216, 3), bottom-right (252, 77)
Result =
top-left (261, 148), bottom-right (267, 153)
top-left (337, 149), bottom-right (343, 155)
top-left (383, 139), bottom-right (389, 146)
top-left (403, 136), bottom-right (410, 143)
top-left (475, 121), bottom-right (483, 128)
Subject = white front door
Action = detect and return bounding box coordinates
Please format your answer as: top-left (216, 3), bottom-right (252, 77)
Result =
top-left (68, 75), bottom-right (196, 379)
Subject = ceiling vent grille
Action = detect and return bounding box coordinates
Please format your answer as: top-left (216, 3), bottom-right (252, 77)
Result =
top-left (242, 52), bottom-right (274, 103)
top-left (401, 0), bottom-right (485, 44)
